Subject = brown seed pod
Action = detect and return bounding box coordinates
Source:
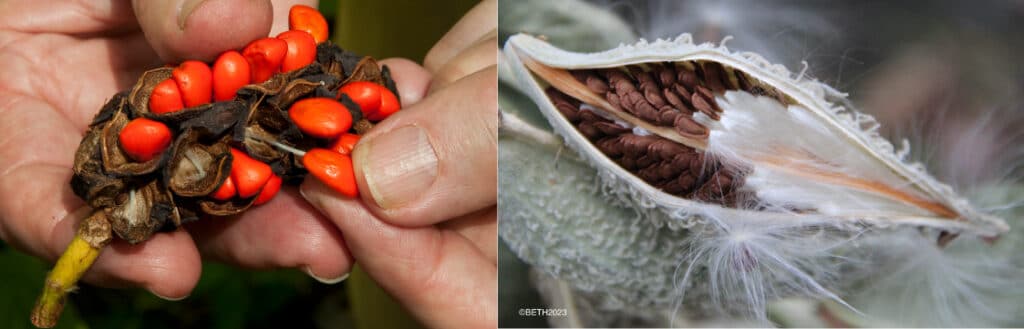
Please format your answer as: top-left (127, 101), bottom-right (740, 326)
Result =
top-left (164, 130), bottom-right (233, 197)
top-left (70, 41), bottom-right (394, 243)
top-left (106, 179), bottom-right (179, 244)
top-left (100, 109), bottom-right (165, 176)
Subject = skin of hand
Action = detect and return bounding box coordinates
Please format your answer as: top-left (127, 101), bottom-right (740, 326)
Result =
top-left (0, 0), bottom-right (367, 301)
top-left (299, 0), bottom-right (498, 328)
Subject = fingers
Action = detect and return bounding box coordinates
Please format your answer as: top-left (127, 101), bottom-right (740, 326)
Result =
top-left (300, 179), bottom-right (497, 328)
top-left (186, 188), bottom-right (353, 284)
top-left (132, 0), bottom-right (274, 62)
top-left (439, 206), bottom-right (497, 264)
top-left (430, 33), bottom-right (497, 93)
top-left (85, 229), bottom-right (202, 300)
top-left (0, 0), bottom-right (138, 35)
top-left (423, 0), bottom-right (497, 73)
top-left (348, 67), bottom-right (497, 226)
top-left (378, 58), bottom-right (433, 107)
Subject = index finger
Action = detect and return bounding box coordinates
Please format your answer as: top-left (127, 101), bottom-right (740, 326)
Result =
top-left (423, 0), bottom-right (497, 73)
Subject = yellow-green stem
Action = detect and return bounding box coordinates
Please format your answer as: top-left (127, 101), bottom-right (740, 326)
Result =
top-left (31, 228), bottom-right (107, 327)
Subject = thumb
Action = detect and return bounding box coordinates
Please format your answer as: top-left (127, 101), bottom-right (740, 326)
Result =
top-left (132, 0), bottom-right (273, 63)
top-left (348, 67), bottom-right (497, 227)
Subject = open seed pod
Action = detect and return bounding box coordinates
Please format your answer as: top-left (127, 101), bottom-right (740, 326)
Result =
top-left (501, 33), bottom-right (1016, 321)
top-left (504, 33), bottom-right (1009, 237)
top-left (71, 121), bottom-right (126, 209)
top-left (129, 68), bottom-right (221, 124)
top-left (100, 109), bottom-right (166, 176)
top-left (107, 179), bottom-right (180, 244)
top-left (164, 130), bottom-right (233, 197)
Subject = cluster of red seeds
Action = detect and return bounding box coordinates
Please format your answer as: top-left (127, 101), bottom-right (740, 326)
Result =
top-left (116, 5), bottom-right (399, 203)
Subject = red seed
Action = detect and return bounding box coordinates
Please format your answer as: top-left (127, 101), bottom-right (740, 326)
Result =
top-left (149, 78), bottom-right (185, 114)
top-left (337, 81), bottom-right (381, 117)
top-left (212, 50), bottom-right (251, 101)
top-left (303, 148), bottom-right (358, 197)
top-left (172, 60), bottom-right (213, 107)
top-left (253, 174), bottom-right (283, 205)
top-left (119, 118), bottom-right (172, 162)
top-left (229, 148), bottom-right (273, 198)
top-left (289, 5), bottom-right (329, 44)
top-left (242, 38), bottom-right (288, 83)
top-left (369, 85), bottom-right (400, 121)
top-left (288, 97), bottom-right (353, 139)
top-left (210, 176), bottom-right (237, 201)
top-left (277, 30), bottom-right (317, 73)
top-left (329, 133), bottom-right (360, 155)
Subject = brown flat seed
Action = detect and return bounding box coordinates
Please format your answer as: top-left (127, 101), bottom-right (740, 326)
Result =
top-left (673, 84), bottom-right (693, 104)
top-left (587, 76), bottom-right (610, 94)
top-left (645, 89), bottom-right (667, 108)
top-left (620, 157), bottom-right (637, 170)
top-left (578, 122), bottom-right (600, 139)
top-left (605, 70), bottom-right (636, 92)
top-left (657, 63), bottom-right (677, 86)
top-left (658, 106), bottom-right (679, 124)
top-left (546, 88), bottom-right (581, 122)
top-left (595, 138), bottom-right (622, 157)
top-left (702, 62), bottom-right (727, 94)
top-left (636, 154), bottom-right (657, 168)
top-left (662, 88), bottom-right (692, 114)
top-left (594, 122), bottom-right (630, 135)
top-left (691, 94), bottom-right (720, 120)
top-left (606, 92), bottom-right (623, 111)
top-left (678, 70), bottom-right (698, 89)
top-left (674, 115), bottom-right (709, 138)
top-left (696, 85), bottom-right (723, 113)
top-left (572, 70), bottom-right (611, 94)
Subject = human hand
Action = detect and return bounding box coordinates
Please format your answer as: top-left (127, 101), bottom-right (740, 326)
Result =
top-left (299, 0), bottom-right (498, 328)
top-left (0, 0), bottom-right (356, 301)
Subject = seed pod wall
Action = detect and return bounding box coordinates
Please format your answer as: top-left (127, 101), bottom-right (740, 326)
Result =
top-left (31, 6), bottom-right (404, 328)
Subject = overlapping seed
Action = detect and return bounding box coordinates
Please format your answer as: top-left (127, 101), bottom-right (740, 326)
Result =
top-left (547, 87), bottom-right (742, 205)
top-left (539, 60), bottom-right (781, 206)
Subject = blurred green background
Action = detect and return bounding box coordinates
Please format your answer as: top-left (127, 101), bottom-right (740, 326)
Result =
top-left (0, 1), bottom-right (477, 328)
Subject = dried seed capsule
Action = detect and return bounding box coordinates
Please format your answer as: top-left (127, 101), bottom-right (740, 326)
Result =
top-left (164, 130), bottom-right (233, 197)
top-left (210, 176), bottom-right (236, 201)
top-left (253, 174), bottom-right (282, 205)
top-left (212, 50), bottom-right (251, 101)
top-left (277, 30), bottom-right (317, 73)
top-left (172, 60), bottom-right (213, 107)
top-left (329, 133), bottom-right (361, 155)
top-left (289, 5), bottom-right (329, 44)
top-left (303, 148), bottom-right (358, 197)
top-left (229, 148), bottom-right (273, 198)
top-left (118, 118), bottom-right (172, 162)
top-left (243, 37), bottom-right (288, 83)
top-left (288, 97), bottom-right (353, 139)
top-left (149, 78), bottom-right (185, 114)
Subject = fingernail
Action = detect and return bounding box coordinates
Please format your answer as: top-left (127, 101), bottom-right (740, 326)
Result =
top-left (177, 0), bottom-right (209, 30)
top-left (355, 125), bottom-right (438, 209)
top-left (150, 290), bottom-right (189, 301)
top-left (302, 266), bottom-right (350, 285)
